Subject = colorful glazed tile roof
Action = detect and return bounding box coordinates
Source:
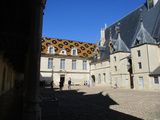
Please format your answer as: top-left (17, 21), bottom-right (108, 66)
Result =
top-left (41, 37), bottom-right (97, 58)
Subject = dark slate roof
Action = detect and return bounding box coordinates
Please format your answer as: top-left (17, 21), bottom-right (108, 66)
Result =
top-left (149, 66), bottom-right (160, 76)
top-left (132, 20), bottom-right (156, 46)
top-left (112, 32), bottom-right (130, 53)
top-left (91, 1), bottom-right (160, 63)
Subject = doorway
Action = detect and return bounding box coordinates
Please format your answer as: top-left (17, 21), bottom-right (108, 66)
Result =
top-left (60, 75), bottom-right (65, 87)
top-left (91, 75), bottom-right (95, 85)
top-left (128, 68), bottom-right (134, 89)
top-left (139, 77), bottom-right (144, 89)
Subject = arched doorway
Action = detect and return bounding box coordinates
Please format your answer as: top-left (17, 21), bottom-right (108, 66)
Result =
top-left (91, 75), bottom-right (95, 85)
top-left (2, 67), bottom-right (6, 93)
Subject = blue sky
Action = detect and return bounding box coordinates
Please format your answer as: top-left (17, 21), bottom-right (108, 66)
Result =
top-left (42, 0), bottom-right (146, 44)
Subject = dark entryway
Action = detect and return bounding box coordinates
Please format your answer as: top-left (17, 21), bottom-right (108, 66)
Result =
top-left (128, 68), bottom-right (134, 89)
top-left (91, 75), bottom-right (95, 85)
top-left (60, 75), bottom-right (65, 86)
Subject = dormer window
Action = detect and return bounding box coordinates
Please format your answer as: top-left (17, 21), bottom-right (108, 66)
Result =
top-left (71, 47), bottom-right (78, 56)
top-left (47, 45), bottom-right (55, 54)
top-left (73, 50), bottom-right (76, 55)
top-left (49, 47), bottom-right (53, 53)
top-left (135, 39), bottom-right (140, 45)
top-left (59, 48), bottom-right (67, 55)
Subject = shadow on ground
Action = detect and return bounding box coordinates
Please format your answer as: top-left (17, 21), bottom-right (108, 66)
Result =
top-left (40, 87), bottom-right (143, 120)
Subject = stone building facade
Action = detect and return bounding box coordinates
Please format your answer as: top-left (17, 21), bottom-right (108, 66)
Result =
top-left (40, 0), bottom-right (160, 90)
top-left (40, 37), bottom-right (96, 86)
top-left (90, 0), bottom-right (160, 90)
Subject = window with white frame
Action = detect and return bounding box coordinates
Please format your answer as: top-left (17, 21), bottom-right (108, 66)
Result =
top-left (101, 63), bottom-right (102, 67)
top-left (71, 47), bottom-right (78, 56)
top-left (154, 77), bottom-right (159, 84)
top-left (72, 60), bottom-right (76, 70)
top-left (49, 47), bottom-right (53, 53)
top-left (47, 45), bottom-right (55, 54)
top-left (73, 50), bottom-right (76, 55)
top-left (48, 58), bottom-right (53, 69)
top-left (83, 61), bottom-right (87, 70)
top-left (60, 59), bottom-right (65, 70)
top-left (59, 49), bottom-right (67, 55)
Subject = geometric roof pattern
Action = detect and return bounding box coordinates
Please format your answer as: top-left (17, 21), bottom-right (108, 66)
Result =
top-left (41, 37), bottom-right (97, 58)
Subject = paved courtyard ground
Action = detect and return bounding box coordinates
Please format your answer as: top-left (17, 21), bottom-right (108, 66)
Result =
top-left (40, 85), bottom-right (160, 120)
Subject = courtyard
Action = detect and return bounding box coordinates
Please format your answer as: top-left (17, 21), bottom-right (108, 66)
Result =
top-left (40, 85), bottom-right (160, 120)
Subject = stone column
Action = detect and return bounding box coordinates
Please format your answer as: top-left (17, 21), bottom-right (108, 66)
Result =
top-left (23, 0), bottom-right (46, 120)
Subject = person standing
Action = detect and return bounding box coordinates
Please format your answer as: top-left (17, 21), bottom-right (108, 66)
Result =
top-left (68, 78), bottom-right (71, 89)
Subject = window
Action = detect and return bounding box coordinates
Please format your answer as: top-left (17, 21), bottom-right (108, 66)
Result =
top-left (49, 47), bottom-right (53, 53)
top-left (73, 50), bottom-right (76, 55)
top-left (137, 50), bottom-right (141, 57)
top-left (48, 58), bottom-right (53, 69)
top-left (154, 77), bottom-right (159, 84)
top-left (115, 78), bottom-right (118, 85)
top-left (114, 56), bottom-right (116, 62)
top-left (115, 66), bottom-right (117, 71)
top-left (60, 59), bottom-right (65, 70)
top-left (94, 64), bottom-right (96, 68)
top-left (104, 73), bottom-right (106, 83)
top-left (72, 60), bottom-right (76, 70)
top-left (47, 45), bottom-right (55, 54)
top-left (98, 74), bottom-right (101, 84)
top-left (59, 49), bottom-right (67, 55)
top-left (71, 47), bottom-right (78, 56)
top-left (138, 62), bottom-right (142, 69)
top-left (101, 63), bottom-right (102, 67)
top-left (83, 61), bottom-right (87, 70)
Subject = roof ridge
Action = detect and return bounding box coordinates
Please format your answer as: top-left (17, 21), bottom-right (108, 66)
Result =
top-left (43, 37), bottom-right (97, 45)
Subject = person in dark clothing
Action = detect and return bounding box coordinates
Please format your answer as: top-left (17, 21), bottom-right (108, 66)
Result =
top-left (68, 78), bottom-right (71, 89)
top-left (50, 81), bottom-right (53, 89)
top-left (59, 82), bottom-right (63, 91)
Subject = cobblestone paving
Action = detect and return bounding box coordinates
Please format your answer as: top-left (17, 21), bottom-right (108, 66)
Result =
top-left (41, 86), bottom-right (160, 120)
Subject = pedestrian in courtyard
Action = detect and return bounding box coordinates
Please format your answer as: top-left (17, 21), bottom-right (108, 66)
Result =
top-left (50, 81), bottom-right (53, 89)
top-left (59, 82), bottom-right (63, 91)
top-left (88, 81), bottom-right (90, 87)
top-left (86, 81), bottom-right (87, 86)
top-left (68, 78), bottom-right (71, 89)
top-left (114, 83), bottom-right (117, 89)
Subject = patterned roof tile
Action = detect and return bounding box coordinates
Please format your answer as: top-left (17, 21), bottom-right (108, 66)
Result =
top-left (41, 37), bottom-right (97, 58)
